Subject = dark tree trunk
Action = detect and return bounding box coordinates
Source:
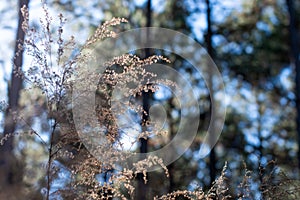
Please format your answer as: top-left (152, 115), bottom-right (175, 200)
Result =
top-left (137, 0), bottom-right (152, 199)
top-left (0, 0), bottom-right (29, 187)
top-left (167, 98), bottom-right (176, 193)
top-left (286, 0), bottom-right (300, 171)
top-left (205, 0), bottom-right (217, 185)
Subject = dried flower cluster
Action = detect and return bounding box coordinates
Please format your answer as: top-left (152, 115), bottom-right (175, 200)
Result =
top-left (154, 163), bottom-right (231, 200)
top-left (19, 3), bottom-right (174, 200)
top-left (85, 17), bottom-right (128, 48)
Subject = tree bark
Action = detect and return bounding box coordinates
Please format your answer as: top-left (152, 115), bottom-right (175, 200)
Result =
top-left (0, 0), bottom-right (29, 188)
top-left (205, 0), bottom-right (217, 185)
top-left (137, 0), bottom-right (152, 199)
top-left (286, 0), bottom-right (300, 171)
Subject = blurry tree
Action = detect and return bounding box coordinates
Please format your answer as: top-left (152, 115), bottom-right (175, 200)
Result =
top-left (286, 0), bottom-right (300, 170)
top-left (0, 0), bottom-right (30, 198)
top-left (213, 0), bottom-right (299, 196)
top-left (204, 0), bottom-right (217, 185)
top-left (137, 0), bottom-right (152, 199)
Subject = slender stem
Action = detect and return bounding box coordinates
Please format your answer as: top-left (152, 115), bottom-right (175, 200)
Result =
top-left (46, 76), bottom-right (64, 199)
top-left (46, 120), bottom-right (58, 200)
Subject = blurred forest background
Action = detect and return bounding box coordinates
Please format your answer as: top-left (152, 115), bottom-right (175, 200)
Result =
top-left (0, 0), bottom-right (300, 199)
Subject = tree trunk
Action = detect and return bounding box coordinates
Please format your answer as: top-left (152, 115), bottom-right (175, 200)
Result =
top-left (286, 0), bottom-right (300, 172)
top-left (0, 0), bottom-right (29, 190)
top-left (137, 0), bottom-right (152, 199)
top-left (205, 0), bottom-right (217, 185)
top-left (167, 98), bottom-right (176, 193)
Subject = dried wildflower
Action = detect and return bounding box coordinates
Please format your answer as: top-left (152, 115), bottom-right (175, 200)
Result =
top-left (18, 2), bottom-right (189, 200)
top-left (85, 17), bottom-right (128, 47)
top-left (21, 5), bottom-right (29, 32)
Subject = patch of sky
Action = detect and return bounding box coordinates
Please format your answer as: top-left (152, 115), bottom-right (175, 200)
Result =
top-left (256, 21), bottom-right (271, 33)
top-left (279, 67), bottom-right (293, 90)
top-left (154, 85), bottom-right (172, 100)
